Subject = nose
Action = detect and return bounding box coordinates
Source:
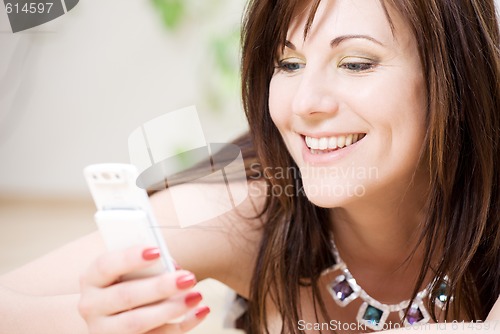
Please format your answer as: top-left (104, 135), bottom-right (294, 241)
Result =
top-left (291, 67), bottom-right (339, 118)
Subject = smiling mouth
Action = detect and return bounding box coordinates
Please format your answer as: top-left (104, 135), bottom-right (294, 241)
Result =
top-left (304, 133), bottom-right (366, 154)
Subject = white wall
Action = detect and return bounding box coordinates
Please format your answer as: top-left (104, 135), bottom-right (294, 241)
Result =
top-left (0, 0), bottom-right (248, 197)
top-left (0, 0), bottom-right (499, 197)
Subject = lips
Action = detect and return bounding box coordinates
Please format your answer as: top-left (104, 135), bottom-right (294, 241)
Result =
top-left (304, 133), bottom-right (366, 154)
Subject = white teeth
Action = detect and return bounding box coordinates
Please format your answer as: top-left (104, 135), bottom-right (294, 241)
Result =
top-left (328, 137), bottom-right (337, 149)
top-left (304, 133), bottom-right (365, 152)
top-left (319, 137), bottom-right (328, 150)
top-left (309, 137), bottom-right (319, 149)
top-left (337, 136), bottom-right (346, 148)
top-left (345, 134), bottom-right (353, 146)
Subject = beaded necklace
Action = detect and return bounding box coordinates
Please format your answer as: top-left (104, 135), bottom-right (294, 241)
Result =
top-left (322, 240), bottom-right (449, 331)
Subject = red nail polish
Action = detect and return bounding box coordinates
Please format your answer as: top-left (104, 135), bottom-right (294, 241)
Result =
top-left (185, 292), bottom-right (203, 307)
top-left (142, 248), bottom-right (160, 261)
top-left (176, 273), bottom-right (196, 289)
top-left (195, 306), bottom-right (210, 319)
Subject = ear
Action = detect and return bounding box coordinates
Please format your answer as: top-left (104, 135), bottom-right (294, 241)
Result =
top-left (486, 295), bottom-right (500, 321)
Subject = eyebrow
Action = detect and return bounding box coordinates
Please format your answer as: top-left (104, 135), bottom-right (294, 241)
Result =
top-left (284, 34), bottom-right (385, 50)
top-left (284, 40), bottom-right (296, 50)
top-left (330, 35), bottom-right (385, 47)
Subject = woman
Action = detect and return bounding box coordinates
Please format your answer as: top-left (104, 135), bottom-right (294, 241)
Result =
top-left (239, 0), bottom-right (499, 332)
top-left (1, 0), bottom-right (499, 333)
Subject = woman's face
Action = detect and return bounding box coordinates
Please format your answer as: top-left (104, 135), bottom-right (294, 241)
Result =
top-left (269, 0), bottom-right (427, 208)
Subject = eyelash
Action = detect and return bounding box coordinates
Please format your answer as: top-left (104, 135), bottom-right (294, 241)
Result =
top-left (275, 59), bottom-right (376, 73)
top-left (339, 62), bottom-right (376, 72)
top-left (275, 60), bottom-right (305, 73)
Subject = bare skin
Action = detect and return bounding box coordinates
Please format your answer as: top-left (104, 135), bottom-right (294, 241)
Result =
top-left (0, 179), bottom-right (499, 333)
top-left (1, 0), bottom-right (499, 332)
top-left (0, 180), bottom-right (263, 333)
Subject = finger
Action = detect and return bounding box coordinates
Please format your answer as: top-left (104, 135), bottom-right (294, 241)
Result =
top-left (82, 245), bottom-right (162, 288)
top-left (146, 323), bottom-right (183, 334)
top-left (178, 305), bottom-right (211, 332)
top-left (93, 292), bottom-right (204, 334)
top-left (92, 270), bottom-right (197, 315)
top-left (172, 259), bottom-right (181, 271)
top-left (144, 306), bottom-right (211, 334)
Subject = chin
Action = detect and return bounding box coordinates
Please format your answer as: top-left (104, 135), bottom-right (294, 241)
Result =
top-left (300, 179), bottom-right (367, 208)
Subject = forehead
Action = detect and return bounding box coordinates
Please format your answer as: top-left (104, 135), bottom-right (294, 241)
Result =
top-left (286, 0), bottom-right (408, 47)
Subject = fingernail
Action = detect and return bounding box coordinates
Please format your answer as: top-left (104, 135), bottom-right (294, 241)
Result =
top-left (176, 273), bottom-right (196, 289)
top-left (185, 292), bottom-right (203, 307)
top-left (142, 248), bottom-right (160, 261)
top-left (195, 306), bottom-right (210, 319)
top-left (173, 259), bottom-right (181, 270)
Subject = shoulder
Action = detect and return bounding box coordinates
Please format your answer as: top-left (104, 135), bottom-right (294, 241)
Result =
top-left (150, 180), bottom-right (267, 298)
top-left (487, 295), bottom-right (500, 321)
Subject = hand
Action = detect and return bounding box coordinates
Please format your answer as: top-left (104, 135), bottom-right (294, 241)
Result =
top-left (78, 245), bottom-right (210, 334)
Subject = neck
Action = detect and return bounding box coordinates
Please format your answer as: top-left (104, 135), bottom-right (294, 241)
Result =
top-left (331, 197), bottom-right (426, 271)
top-left (329, 172), bottom-right (434, 302)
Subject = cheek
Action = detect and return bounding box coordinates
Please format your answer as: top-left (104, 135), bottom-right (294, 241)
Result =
top-left (372, 73), bottom-right (427, 176)
top-left (268, 77), bottom-right (290, 131)
top-left (391, 74), bottom-right (427, 147)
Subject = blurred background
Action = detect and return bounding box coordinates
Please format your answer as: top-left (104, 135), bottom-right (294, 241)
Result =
top-left (0, 0), bottom-right (248, 198)
top-left (0, 0), bottom-right (247, 332)
top-left (1, 1), bottom-right (499, 333)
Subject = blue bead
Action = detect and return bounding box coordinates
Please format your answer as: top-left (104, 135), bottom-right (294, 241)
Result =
top-left (437, 282), bottom-right (448, 303)
top-left (362, 305), bottom-right (383, 324)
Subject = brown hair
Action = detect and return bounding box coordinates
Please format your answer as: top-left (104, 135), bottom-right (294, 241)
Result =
top-left (241, 0), bottom-right (500, 333)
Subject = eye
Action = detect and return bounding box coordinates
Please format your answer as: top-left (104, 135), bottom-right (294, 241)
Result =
top-left (275, 58), bottom-right (305, 73)
top-left (341, 62), bottom-right (374, 71)
top-left (339, 57), bottom-right (377, 72)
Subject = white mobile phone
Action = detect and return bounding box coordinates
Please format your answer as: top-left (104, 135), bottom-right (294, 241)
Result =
top-left (84, 163), bottom-right (176, 279)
